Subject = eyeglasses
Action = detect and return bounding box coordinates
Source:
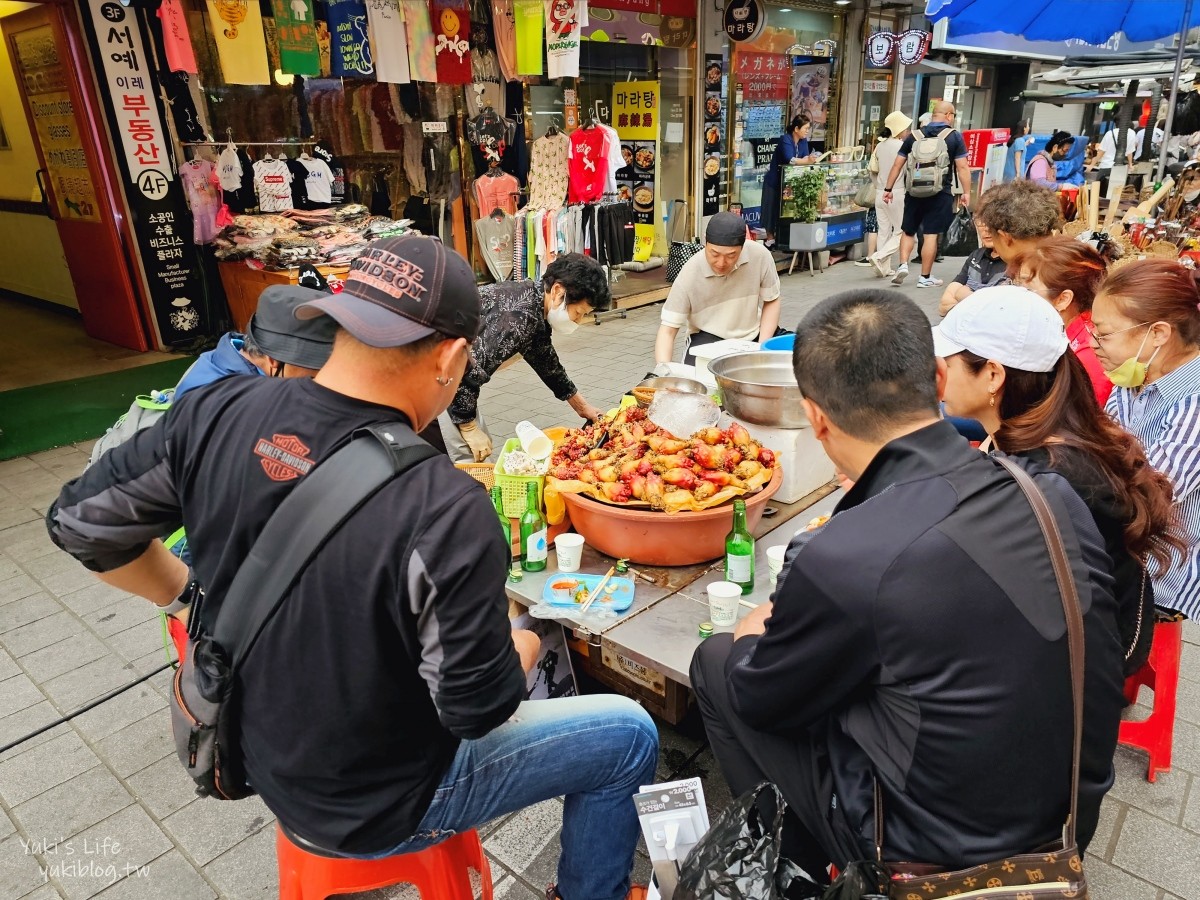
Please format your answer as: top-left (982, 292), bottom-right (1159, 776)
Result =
top-left (1085, 320), bottom-right (1151, 345)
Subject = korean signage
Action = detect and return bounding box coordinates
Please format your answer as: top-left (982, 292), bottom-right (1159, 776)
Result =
top-left (866, 30), bottom-right (931, 67)
top-left (83, 0), bottom-right (211, 344)
top-left (612, 81), bottom-right (659, 141)
top-left (735, 52), bottom-right (790, 102)
top-left (723, 0), bottom-right (764, 44)
top-left (11, 29), bottom-right (99, 222)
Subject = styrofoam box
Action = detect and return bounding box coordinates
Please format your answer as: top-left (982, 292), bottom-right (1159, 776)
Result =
top-left (690, 339), bottom-right (761, 387)
top-left (737, 418), bottom-right (836, 504)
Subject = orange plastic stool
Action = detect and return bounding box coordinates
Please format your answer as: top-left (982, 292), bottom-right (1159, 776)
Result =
top-left (166, 615), bottom-right (188, 662)
top-left (1119, 618), bottom-right (1183, 782)
top-left (276, 824), bottom-right (494, 900)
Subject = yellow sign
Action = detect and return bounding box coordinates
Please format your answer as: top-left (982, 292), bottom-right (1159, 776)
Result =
top-left (612, 81), bottom-right (659, 140)
top-left (28, 91), bottom-right (100, 222)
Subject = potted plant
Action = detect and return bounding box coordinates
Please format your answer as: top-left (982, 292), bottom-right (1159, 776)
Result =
top-left (787, 166), bottom-right (826, 251)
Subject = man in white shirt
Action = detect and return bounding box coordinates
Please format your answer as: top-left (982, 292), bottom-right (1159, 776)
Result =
top-left (1134, 120), bottom-right (1165, 161)
top-left (655, 212), bottom-right (781, 365)
top-left (1095, 126), bottom-right (1133, 196)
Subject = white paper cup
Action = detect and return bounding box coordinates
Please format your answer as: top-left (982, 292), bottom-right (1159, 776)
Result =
top-left (555, 533), bottom-right (585, 572)
top-left (515, 420), bottom-right (553, 459)
top-left (707, 581), bottom-right (742, 627)
top-left (766, 544), bottom-right (787, 586)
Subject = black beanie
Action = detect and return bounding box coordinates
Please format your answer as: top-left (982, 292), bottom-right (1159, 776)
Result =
top-left (705, 212), bottom-right (748, 247)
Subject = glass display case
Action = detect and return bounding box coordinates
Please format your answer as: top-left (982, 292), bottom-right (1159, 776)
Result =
top-left (778, 158), bottom-right (870, 251)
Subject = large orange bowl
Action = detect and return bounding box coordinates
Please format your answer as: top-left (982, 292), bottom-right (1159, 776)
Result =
top-left (559, 468), bottom-right (782, 567)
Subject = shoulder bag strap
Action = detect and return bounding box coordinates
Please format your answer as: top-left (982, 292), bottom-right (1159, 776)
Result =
top-left (211, 422), bottom-right (438, 670)
top-left (993, 456), bottom-right (1085, 848)
top-left (874, 456), bottom-right (1087, 855)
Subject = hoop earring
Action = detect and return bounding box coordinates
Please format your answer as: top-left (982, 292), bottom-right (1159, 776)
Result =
top-left (436, 376), bottom-right (450, 386)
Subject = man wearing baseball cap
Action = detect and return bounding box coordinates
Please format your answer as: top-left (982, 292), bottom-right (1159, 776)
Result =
top-left (48, 235), bottom-right (659, 900)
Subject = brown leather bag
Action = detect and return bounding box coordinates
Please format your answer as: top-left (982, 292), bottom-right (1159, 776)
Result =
top-left (886, 457), bottom-right (1090, 900)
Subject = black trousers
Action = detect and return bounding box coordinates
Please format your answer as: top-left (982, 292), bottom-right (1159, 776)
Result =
top-left (690, 634), bottom-right (868, 879)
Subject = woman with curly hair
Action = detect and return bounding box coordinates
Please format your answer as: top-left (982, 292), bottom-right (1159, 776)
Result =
top-left (937, 285), bottom-right (1182, 673)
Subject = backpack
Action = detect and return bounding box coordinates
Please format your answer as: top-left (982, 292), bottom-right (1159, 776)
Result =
top-left (906, 127), bottom-right (955, 199)
top-left (88, 390), bottom-right (175, 467)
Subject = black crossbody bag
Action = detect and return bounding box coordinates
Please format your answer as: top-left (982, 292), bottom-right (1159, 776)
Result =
top-left (169, 423), bottom-right (437, 800)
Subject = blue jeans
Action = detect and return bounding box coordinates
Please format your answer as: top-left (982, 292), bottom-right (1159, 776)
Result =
top-left (356, 695), bottom-right (659, 900)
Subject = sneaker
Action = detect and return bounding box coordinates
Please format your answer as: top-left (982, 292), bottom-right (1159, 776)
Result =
top-left (891, 265), bottom-right (908, 286)
top-left (853, 258), bottom-right (873, 267)
top-left (868, 255), bottom-right (889, 278)
top-left (917, 275), bottom-right (944, 288)
top-left (547, 886), bottom-right (648, 900)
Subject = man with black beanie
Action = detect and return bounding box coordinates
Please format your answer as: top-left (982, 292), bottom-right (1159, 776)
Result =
top-left (655, 211), bottom-right (781, 366)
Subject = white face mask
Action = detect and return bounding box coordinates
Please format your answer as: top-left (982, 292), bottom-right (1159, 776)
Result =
top-left (548, 301), bottom-right (579, 335)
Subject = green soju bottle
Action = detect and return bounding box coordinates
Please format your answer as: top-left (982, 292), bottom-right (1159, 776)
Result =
top-left (519, 481), bottom-right (548, 572)
top-left (725, 498), bottom-right (755, 594)
top-left (490, 485), bottom-right (511, 557)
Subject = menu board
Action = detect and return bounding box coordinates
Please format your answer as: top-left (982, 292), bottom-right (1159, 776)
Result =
top-left (702, 53), bottom-right (728, 216)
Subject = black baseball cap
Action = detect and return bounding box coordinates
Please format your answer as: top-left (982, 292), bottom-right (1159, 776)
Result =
top-left (247, 285), bottom-right (337, 369)
top-left (295, 235), bottom-right (481, 347)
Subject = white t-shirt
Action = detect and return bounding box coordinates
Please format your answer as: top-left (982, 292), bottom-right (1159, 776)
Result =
top-left (1097, 129), bottom-right (1133, 170)
top-left (254, 158), bottom-right (294, 212)
top-left (1135, 127), bottom-right (1165, 160)
top-left (300, 158), bottom-right (335, 204)
top-left (217, 145), bottom-right (243, 192)
top-left (366, 0), bottom-right (410, 84)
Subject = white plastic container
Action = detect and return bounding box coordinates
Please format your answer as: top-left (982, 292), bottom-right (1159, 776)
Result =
top-left (689, 339), bottom-right (761, 388)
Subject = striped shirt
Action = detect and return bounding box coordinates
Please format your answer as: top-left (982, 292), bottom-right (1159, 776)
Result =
top-left (1106, 353), bottom-right (1200, 618)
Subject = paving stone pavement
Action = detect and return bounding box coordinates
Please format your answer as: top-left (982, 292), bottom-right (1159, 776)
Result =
top-left (1, 257), bottom-right (1198, 898)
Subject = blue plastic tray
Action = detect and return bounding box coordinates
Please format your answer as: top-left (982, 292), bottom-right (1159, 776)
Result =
top-left (541, 573), bottom-right (636, 612)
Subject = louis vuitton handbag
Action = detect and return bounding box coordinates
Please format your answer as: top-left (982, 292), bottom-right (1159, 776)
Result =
top-left (846, 457), bottom-right (1091, 900)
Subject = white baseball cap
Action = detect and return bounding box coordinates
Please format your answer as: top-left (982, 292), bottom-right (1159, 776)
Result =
top-left (932, 285), bottom-right (1068, 373)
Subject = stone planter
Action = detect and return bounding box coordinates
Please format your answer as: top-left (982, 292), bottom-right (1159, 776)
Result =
top-left (788, 221), bottom-right (827, 251)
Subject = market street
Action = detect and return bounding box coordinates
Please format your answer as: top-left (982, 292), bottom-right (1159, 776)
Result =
top-left (0, 256), bottom-right (1196, 899)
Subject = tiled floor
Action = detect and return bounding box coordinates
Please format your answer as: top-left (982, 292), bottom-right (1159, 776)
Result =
top-left (0, 257), bottom-right (1198, 898)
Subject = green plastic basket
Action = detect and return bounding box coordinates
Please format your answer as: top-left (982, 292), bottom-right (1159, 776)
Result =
top-left (494, 438), bottom-right (545, 518)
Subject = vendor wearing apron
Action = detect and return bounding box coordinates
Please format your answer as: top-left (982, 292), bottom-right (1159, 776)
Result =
top-left (654, 212), bottom-right (782, 368)
top-left (442, 253), bottom-right (612, 463)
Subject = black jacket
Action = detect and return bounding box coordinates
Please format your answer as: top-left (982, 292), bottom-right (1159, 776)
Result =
top-left (47, 377), bottom-right (526, 854)
top-left (727, 421), bottom-right (1125, 868)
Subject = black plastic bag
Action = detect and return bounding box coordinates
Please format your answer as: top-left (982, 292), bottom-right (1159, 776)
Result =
top-left (676, 784), bottom-right (823, 900)
top-left (943, 207), bottom-right (979, 258)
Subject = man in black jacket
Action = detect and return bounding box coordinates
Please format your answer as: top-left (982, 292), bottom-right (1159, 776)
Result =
top-left (691, 288), bottom-right (1124, 878)
top-left (48, 236), bottom-right (658, 900)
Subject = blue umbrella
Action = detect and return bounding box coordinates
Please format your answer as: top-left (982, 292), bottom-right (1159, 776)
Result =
top-left (927, 0), bottom-right (1198, 180)
top-left (926, 0), bottom-right (1200, 43)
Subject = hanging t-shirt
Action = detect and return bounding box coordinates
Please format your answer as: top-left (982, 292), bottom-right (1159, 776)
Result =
top-left (285, 158), bottom-right (312, 209)
top-left (217, 144), bottom-right (244, 192)
top-left (528, 131), bottom-right (569, 209)
top-left (513, 0), bottom-right (543, 76)
top-left (545, 0), bottom-right (585, 79)
top-left (312, 142), bottom-right (347, 203)
top-left (158, 0), bottom-right (198, 74)
top-left (254, 158), bottom-right (294, 212)
top-left (431, 0), bottom-right (473, 84)
top-left (473, 171), bottom-right (520, 215)
top-left (475, 211), bottom-right (515, 283)
top-left (300, 157), bottom-right (336, 206)
top-left (270, 0), bottom-right (321, 75)
top-left (328, 0), bottom-right (375, 78)
top-left (568, 126), bottom-right (607, 203)
top-left (206, 0), bottom-right (271, 84)
top-left (179, 159), bottom-right (223, 244)
top-left (405, 1), bottom-right (438, 82)
top-left (600, 123), bottom-right (622, 196)
top-left (491, 0), bottom-right (518, 81)
top-left (365, 0), bottom-right (410, 83)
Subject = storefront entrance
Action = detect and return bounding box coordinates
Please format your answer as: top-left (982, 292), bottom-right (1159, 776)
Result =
top-left (1, 1), bottom-right (151, 353)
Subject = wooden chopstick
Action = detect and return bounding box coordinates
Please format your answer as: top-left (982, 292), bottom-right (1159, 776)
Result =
top-left (580, 566), bottom-right (616, 614)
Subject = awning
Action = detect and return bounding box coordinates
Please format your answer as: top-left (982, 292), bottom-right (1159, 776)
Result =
top-left (1020, 88), bottom-right (1155, 104)
top-left (906, 58), bottom-right (972, 76)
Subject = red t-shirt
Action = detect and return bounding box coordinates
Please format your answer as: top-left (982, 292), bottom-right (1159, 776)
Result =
top-left (568, 127), bottom-right (608, 203)
top-left (1067, 312), bottom-right (1113, 407)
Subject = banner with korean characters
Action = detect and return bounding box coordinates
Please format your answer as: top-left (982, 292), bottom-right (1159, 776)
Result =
top-left (613, 80), bottom-right (658, 254)
top-left (702, 53), bottom-right (727, 216)
top-left (9, 25), bottom-right (101, 222)
top-left (81, 0), bottom-right (212, 345)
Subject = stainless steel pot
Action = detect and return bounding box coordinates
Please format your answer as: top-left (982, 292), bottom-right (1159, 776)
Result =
top-left (707, 351), bottom-right (808, 428)
top-left (634, 376), bottom-right (709, 396)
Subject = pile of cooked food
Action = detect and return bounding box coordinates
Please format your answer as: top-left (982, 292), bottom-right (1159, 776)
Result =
top-left (547, 406), bottom-right (776, 513)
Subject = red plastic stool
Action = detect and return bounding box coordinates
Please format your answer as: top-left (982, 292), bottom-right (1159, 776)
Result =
top-left (166, 615), bottom-right (188, 663)
top-left (276, 824), bottom-right (494, 900)
top-left (1119, 618), bottom-right (1183, 782)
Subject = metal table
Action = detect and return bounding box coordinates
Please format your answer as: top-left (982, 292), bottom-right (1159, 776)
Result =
top-left (505, 482), bottom-right (841, 721)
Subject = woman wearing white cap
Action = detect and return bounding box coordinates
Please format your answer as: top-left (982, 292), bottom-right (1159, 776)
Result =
top-left (865, 111), bottom-right (911, 278)
top-left (935, 285), bottom-right (1183, 674)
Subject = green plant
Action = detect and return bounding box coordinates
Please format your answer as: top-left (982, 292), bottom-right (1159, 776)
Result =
top-left (792, 167), bottom-right (824, 223)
